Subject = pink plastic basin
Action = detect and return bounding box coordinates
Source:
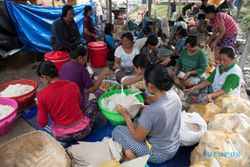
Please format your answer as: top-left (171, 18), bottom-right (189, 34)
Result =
top-left (0, 97), bottom-right (18, 136)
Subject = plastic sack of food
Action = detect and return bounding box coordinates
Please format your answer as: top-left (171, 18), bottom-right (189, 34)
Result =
top-left (190, 130), bottom-right (250, 167)
top-left (188, 103), bottom-right (222, 123)
top-left (208, 113), bottom-right (250, 142)
top-left (190, 159), bottom-right (221, 167)
top-left (67, 138), bottom-right (122, 167)
top-left (100, 160), bottom-right (122, 167)
top-left (180, 111), bottom-right (207, 146)
top-left (214, 95), bottom-right (250, 117)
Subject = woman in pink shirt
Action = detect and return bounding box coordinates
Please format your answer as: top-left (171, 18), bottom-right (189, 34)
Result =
top-left (205, 5), bottom-right (238, 62)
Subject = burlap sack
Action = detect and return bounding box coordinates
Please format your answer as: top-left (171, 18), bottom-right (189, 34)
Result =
top-left (188, 103), bottom-right (222, 123)
top-left (214, 95), bottom-right (250, 117)
top-left (208, 113), bottom-right (250, 142)
top-left (190, 130), bottom-right (250, 167)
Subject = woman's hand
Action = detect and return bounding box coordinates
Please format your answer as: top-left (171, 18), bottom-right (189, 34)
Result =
top-left (210, 41), bottom-right (217, 51)
top-left (160, 57), bottom-right (171, 65)
top-left (182, 71), bottom-right (191, 80)
top-left (172, 69), bottom-right (178, 77)
top-left (100, 68), bottom-right (110, 77)
top-left (115, 104), bottom-right (129, 117)
top-left (113, 63), bottom-right (120, 70)
top-left (205, 39), bottom-right (211, 47)
top-left (204, 94), bottom-right (213, 103)
top-left (183, 87), bottom-right (194, 95)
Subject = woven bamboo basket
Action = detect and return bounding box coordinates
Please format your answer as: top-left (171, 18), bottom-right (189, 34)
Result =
top-left (0, 130), bottom-right (71, 167)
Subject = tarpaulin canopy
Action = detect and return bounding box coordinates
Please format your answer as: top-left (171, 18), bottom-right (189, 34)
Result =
top-left (0, 1), bottom-right (22, 56)
top-left (5, 0), bottom-right (96, 53)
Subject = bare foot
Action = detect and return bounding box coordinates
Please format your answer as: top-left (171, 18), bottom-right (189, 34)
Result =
top-left (124, 149), bottom-right (137, 161)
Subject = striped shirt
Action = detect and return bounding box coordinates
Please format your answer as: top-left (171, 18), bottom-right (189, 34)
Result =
top-left (211, 12), bottom-right (239, 36)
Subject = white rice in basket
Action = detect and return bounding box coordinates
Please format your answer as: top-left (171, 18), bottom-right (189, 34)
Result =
top-left (0, 104), bottom-right (14, 119)
top-left (0, 84), bottom-right (34, 97)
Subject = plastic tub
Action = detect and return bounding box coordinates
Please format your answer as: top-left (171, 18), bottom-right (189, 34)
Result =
top-left (88, 42), bottom-right (108, 68)
top-left (44, 51), bottom-right (70, 71)
top-left (0, 97), bottom-right (18, 136)
top-left (158, 48), bottom-right (174, 58)
top-left (98, 89), bottom-right (144, 125)
top-left (0, 79), bottom-right (38, 112)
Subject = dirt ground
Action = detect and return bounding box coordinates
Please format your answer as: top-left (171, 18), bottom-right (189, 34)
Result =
top-left (0, 52), bottom-right (47, 91)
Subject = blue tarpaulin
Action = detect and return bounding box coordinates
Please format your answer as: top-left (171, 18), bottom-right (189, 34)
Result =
top-left (5, 0), bottom-right (95, 53)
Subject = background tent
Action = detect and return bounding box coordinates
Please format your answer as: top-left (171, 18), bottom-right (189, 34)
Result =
top-left (5, 0), bottom-right (95, 53)
top-left (0, 0), bottom-right (22, 57)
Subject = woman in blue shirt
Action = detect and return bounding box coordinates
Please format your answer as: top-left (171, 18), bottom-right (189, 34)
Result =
top-left (104, 23), bottom-right (118, 61)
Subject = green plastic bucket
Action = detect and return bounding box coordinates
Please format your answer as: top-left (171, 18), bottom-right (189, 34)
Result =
top-left (98, 89), bottom-right (144, 125)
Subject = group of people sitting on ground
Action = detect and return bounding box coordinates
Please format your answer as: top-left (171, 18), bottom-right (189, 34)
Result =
top-left (36, 3), bottom-right (243, 164)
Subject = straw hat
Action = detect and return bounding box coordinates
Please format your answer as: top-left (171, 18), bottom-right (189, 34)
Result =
top-left (0, 130), bottom-right (71, 167)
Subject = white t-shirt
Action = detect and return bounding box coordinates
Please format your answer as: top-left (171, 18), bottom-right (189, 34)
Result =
top-left (114, 45), bottom-right (140, 68)
top-left (134, 37), bottom-right (147, 50)
top-left (135, 37), bottom-right (162, 50)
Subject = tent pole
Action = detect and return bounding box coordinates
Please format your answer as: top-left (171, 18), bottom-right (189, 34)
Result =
top-left (236, 0), bottom-right (243, 21)
top-left (167, 0), bottom-right (170, 17)
top-left (126, 0), bottom-right (129, 23)
top-left (148, 0), bottom-right (152, 17)
top-left (239, 30), bottom-right (250, 70)
top-left (106, 0), bottom-right (112, 23)
top-left (179, 0), bottom-right (181, 14)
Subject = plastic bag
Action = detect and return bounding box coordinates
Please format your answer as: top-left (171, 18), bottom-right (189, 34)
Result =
top-left (100, 160), bottom-right (122, 167)
top-left (208, 113), bottom-right (250, 142)
top-left (188, 103), bottom-right (222, 123)
top-left (180, 111), bottom-right (207, 146)
top-left (214, 95), bottom-right (250, 117)
top-left (190, 159), bottom-right (221, 167)
top-left (67, 138), bottom-right (122, 167)
top-left (190, 130), bottom-right (250, 167)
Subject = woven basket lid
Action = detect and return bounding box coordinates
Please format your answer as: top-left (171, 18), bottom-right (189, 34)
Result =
top-left (0, 130), bottom-right (71, 167)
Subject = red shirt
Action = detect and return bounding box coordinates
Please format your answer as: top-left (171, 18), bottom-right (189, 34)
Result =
top-left (83, 16), bottom-right (96, 43)
top-left (37, 80), bottom-right (85, 128)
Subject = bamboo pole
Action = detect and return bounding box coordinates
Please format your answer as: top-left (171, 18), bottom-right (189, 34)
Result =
top-left (236, 0), bottom-right (243, 21)
top-left (239, 30), bottom-right (250, 70)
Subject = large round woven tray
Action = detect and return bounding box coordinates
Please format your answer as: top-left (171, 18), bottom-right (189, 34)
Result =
top-left (0, 130), bottom-right (71, 167)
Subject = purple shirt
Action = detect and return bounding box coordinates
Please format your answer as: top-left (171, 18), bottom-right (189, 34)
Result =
top-left (59, 60), bottom-right (94, 97)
